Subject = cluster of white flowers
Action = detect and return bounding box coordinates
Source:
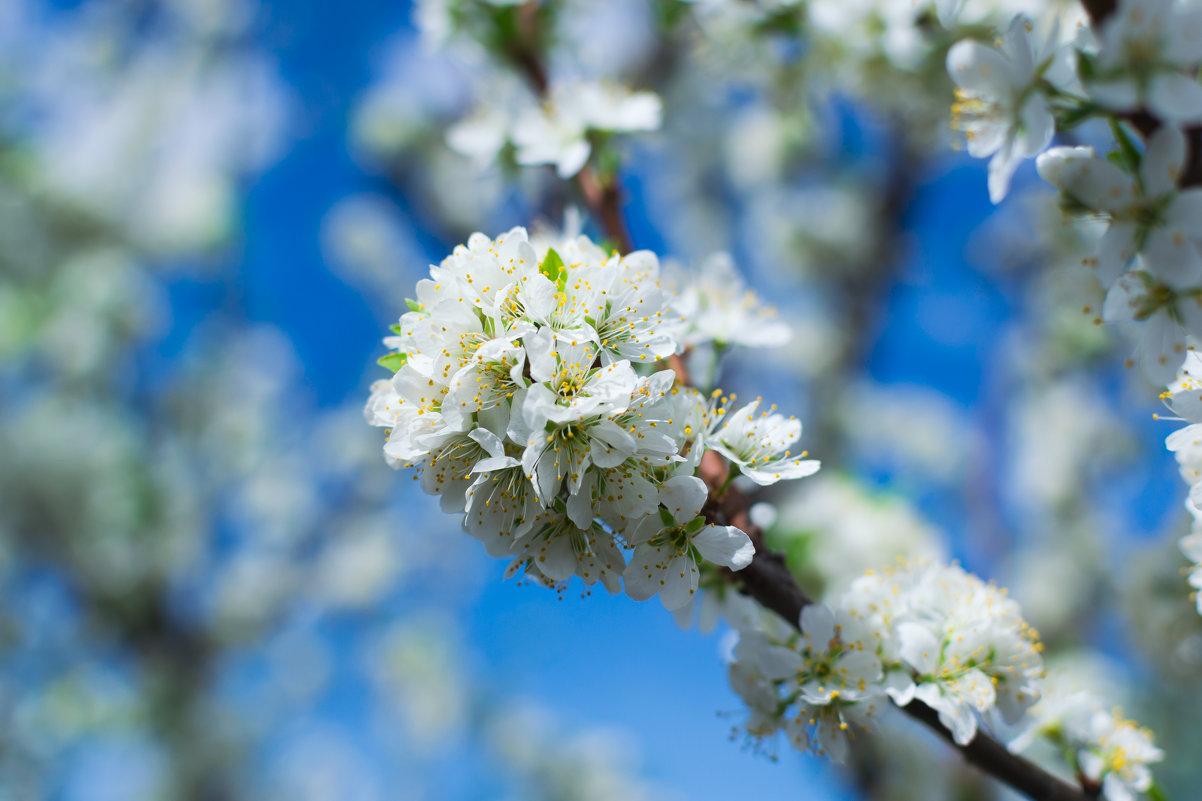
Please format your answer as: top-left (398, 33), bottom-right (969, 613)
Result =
top-left (1016, 672), bottom-right (1164, 801)
top-left (945, 1), bottom-right (1202, 384)
top-left (448, 79), bottom-right (662, 178)
top-left (727, 561), bottom-right (1044, 759)
top-left (1039, 127), bottom-right (1202, 383)
top-left (365, 227), bottom-right (816, 607)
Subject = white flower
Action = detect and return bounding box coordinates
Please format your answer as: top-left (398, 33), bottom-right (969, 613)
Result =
top-left (365, 227), bottom-right (816, 597)
top-left (844, 561), bottom-right (1043, 746)
top-left (624, 475), bottom-right (754, 610)
top-left (1037, 127), bottom-right (1202, 289)
top-left (1102, 263), bottom-right (1198, 385)
top-left (1087, 0), bottom-right (1202, 123)
top-left (666, 253), bottom-right (790, 348)
top-left (706, 397), bottom-right (820, 486)
top-left (729, 604), bottom-right (886, 763)
top-left (947, 15), bottom-right (1075, 202)
top-left (1077, 710), bottom-right (1164, 801)
top-left (513, 81), bottom-right (661, 178)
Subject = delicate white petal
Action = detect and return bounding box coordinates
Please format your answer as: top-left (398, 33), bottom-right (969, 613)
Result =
top-left (692, 524), bottom-right (755, 570)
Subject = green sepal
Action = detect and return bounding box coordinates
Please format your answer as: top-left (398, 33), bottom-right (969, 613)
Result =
top-left (1109, 119), bottom-right (1142, 173)
top-left (389, 324), bottom-right (402, 335)
top-left (377, 352), bottom-right (408, 373)
top-left (540, 248), bottom-right (565, 286)
top-left (405, 298), bottom-right (422, 313)
top-left (658, 506), bottom-right (676, 527)
top-left (685, 516), bottom-right (707, 534)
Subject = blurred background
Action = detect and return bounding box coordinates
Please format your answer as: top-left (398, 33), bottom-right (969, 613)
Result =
top-left (2, 0), bottom-right (1201, 799)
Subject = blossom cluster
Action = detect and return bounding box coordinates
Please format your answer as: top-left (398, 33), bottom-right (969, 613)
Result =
top-left (365, 227), bottom-right (818, 607)
top-left (945, 0), bottom-right (1202, 384)
top-left (1015, 668), bottom-right (1165, 801)
top-left (727, 561), bottom-right (1045, 760)
top-left (449, 80), bottom-right (662, 178)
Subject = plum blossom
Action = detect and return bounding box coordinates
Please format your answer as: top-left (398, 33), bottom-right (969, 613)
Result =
top-left (947, 15), bottom-right (1076, 202)
top-left (705, 397), bottom-right (820, 486)
top-left (1086, 0), bottom-right (1202, 123)
top-left (624, 475), bottom-right (755, 610)
top-left (513, 81), bottom-right (662, 178)
top-left (366, 227), bottom-right (819, 593)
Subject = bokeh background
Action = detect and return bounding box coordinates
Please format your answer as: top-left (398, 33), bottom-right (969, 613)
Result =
top-left (2, 1), bottom-right (1201, 799)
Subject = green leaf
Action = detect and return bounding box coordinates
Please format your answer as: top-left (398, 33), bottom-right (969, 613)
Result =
top-left (1147, 783), bottom-right (1170, 801)
top-left (1109, 119), bottom-right (1142, 173)
top-left (389, 324), bottom-right (401, 335)
top-left (377, 352), bottom-right (408, 373)
top-left (406, 298), bottom-right (422, 313)
top-left (540, 248), bottom-right (564, 284)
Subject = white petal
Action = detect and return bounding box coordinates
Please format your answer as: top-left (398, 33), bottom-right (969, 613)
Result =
top-left (1141, 125), bottom-right (1187, 197)
top-left (800, 604), bottom-right (836, 646)
top-left (659, 474), bottom-right (708, 523)
top-left (1144, 228), bottom-right (1202, 289)
top-left (1166, 189), bottom-right (1202, 238)
top-left (987, 138), bottom-right (1023, 203)
top-left (1036, 146), bottom-right (1094, 188)
top-left (659, 552), bottom-right (700, 610)
top-left (623, 543), bottom-right (665, 602)
top-left (1095, 222), bottom-right (1139, 286)
top-left (1138, 311), bottom-right (1188, 385)
top-left (1149, 74), bottom-right (1202, 124)
top-left (897, 622), bottom-right (940, 674)
top-left (1102, 271), bottom-right (1145, 323)
top-left (1017, 95), bottom-right (1054, 158)
top-left (692, 524), bottom-right (755, 570)
top-left (946, 40), bottom-right (1015, 95)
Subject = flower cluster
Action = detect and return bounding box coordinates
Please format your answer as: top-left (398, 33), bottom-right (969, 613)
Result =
top-left (1016, 673), bottom-right (1164, 801)
top-left (1039, 127), bottom-right (1202, 383)
top-left (727, 561), bottom-right (1045, 760)
top-left (448, 80), bottom-right (662, 178)
top-left (944, 2), bottom-right (1202, 384)
top-left (365, 227), bottom-right (817, 607)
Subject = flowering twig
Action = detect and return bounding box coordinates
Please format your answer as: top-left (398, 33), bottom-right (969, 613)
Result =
top-left (505, 2), bottom-right (634, 254)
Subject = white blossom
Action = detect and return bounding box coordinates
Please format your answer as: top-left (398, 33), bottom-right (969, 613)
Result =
top-left (1086, 0), bottom-right (1202, 123)
top-left (705, 397), bottom-right (819, 486)
top-left (666, 253), bottom-right (790, 348)
top-left (843, 562), bottom-right (1044, 746)
top-left (947, 15), bottom-right (1075, 202)
top-left (624, 475), bottom-right (754, 610)
top-left (513, 81), bottom-right (662, 178)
